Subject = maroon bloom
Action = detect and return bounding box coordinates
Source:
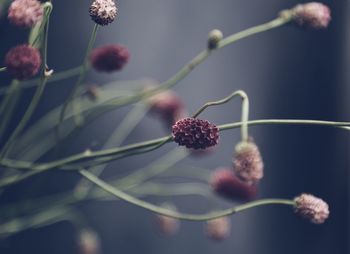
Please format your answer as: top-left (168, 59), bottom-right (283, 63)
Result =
top-left (5, 44), bottom-right (41, 80)
top-left (8, 0), bottom-right (43, 28)
top-left (292, 2), bottom-right (331, 29)
top-left (210, 168), bottom-right (257, 201)
top-left (90, 44), bottom-right (130, 72)
top-left (172, 117), bottom-right (219, 149)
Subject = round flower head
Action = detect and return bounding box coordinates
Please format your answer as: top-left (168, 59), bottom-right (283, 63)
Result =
top-left (232, 140), bottom-right (264, 185)
top-left (77, 228), bottom-right (101, 254)
top-left (207, 29), bottom-right (223, 50)
top-left (148, 89), bottom-right (186, 127)
top-left (292, 2), bottom-right (331, 29)
top-left (294, 193), bottom-right (330, 224)
top-left (90, 44), bottom-right (130, 72)
top-left (172, 117), bottom-right (219, 149)
top-left (89, 0), bottom-right (118, 26)
top-left (154, 203), bottom-right (179, 236)
top-left (210, 168), bottom-right (257, 201)
top-left (8, 0), bottom-right (43, 28)
top-left (5, 44), bottom-right (41, 80)
top-left (206, 217), bottom-right (230, 241)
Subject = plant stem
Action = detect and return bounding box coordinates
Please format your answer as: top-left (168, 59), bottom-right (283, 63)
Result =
top-left (0, 67), bottom-right (6, 72)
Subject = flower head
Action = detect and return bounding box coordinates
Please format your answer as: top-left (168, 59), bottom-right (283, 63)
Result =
top-left (206, 217), bottom-right (230, 241)
top-left (232, 140), bottom-right (264, 185)
top-left (5, 44), bottom-right (41, 80)
top-left (90, 44), bottom-right (129, 72)
top-left (154, 203), bottom-right (180, 236)
top-left (207, 29), bottom-right (223, 50)
top-left (294, 193), bottom-right (330, 224)
top-left (8, 0), bottom-right (43, 28)
top-left (210, 168), bottom-right (257, 201)
top-left (89, 0), bottom-right (118, 26)
top-left (77, 228), bottom-right (101, 254)
top-left (172, 117), bottom-right (219, 149)
top-left (292, 2), bottom-right (331, 29)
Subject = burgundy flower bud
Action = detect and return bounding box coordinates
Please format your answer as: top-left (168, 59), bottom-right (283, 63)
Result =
top-left (172, 117), bottom-right (219, 149)
top-left (210, 168), bottom-right (257, 201)
top-left (5, 44), bottom-right (41, 80)
top-left (89, 0), bottom-right (118, 26)
top-left (90, 44), bottom-right (130, 72)
top-left (148, 89), bottom-right (186, 127)
top-left (206, 217), bottom-right (230, 241)
top-left (292, 2), bottom-right (331, 29)
top-left (294, 193), bottom-right (330, 224)
top-left (232, 140), bottom-right (264, 185)
top-left (77, 229), bottom-right (101, 254)
top-left (8, 0), bottom-right (43, 28)
top-left (154, 203), bottom-right (180, 236)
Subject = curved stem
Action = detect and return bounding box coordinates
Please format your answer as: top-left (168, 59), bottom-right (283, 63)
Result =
top-left (192, 90), bottom-right (249, 142)
top-left (80, 169), bottom-right (295, 221)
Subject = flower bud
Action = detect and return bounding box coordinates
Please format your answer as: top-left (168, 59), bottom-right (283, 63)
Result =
top-left (8, 0), bottom-right (43, 28)
top-left (206, 217), bottom-right (230, 241)
top-left (89, 0), bottom-right (118, 26)
top-left (207, 29), bottom-right (223, 50)
top-left (154, 203), bottom-right (180, 236)
top-left (291, 2), bottom-right (331, 29)
top-left (90, 44), bottom-right (130, 72)
top-left (294, 193), bottom-right (330, 224)
top-left (77, 229), bottom-right (101, 254)
top-left (232, 140), bottom-right (264, 185)
top-left (172, 117), bottom-right (219, 149)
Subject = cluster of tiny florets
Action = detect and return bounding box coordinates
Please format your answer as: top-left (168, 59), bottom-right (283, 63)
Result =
top-left (5, 44), bottom-right (41, 80)
top-left (294, 193), bottom-right (330, 224)
top-left (210, 168), bottom-right (257, 201)
top-left (232, 140), bottom-right (264, 185)
top-left (205, 217), bottom-right (231, 241)
top-left (292, 2), bottom-right (331, 29)
top-left (89, 0), bottom-right (118, 26)
top-left (172, 117), bottom-right (219, 149)
top-left (90, 44), bottom-right (130, 72)
top-left (8, 0), bottom-right (43, 28)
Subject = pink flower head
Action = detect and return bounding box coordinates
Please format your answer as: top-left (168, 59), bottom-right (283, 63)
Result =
top-left (232, 140), bottom-right (264, 185)
top-left (154, 203), bottom-right (180, 236)
top-left (292, 2), bottom-right (331, 29)
top-left (77, 229), bottom-right (101, 254)
top-left (294, 193), bottom-right (330, 224)
top-left (210, 168), bottom-right (258, 201)
top-left (172, 117), bottom-right (219, 149)
top-left (5, 44), bottom-right (41, 80)
top-left (90, 44), bottom-right (130, 72)
top-left (206, 217), bottom-right (231, 241)
top-left (89, 0), bottom-right (118, 26)
top-left (8, 0), bottom-right (43, 28)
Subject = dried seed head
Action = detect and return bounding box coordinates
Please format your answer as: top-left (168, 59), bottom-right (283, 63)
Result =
top-left (210, 168), bottom-right (257, 201)
top-left (172, 117), bottom-right (219, 149)
top-left (154, 203), bottom-right (179, 236)
top-left (232, 140), bottom-right (264, 185)
top-left (148, 89), bottom-right (186, 127)
top-left (294, 193), bottom-right (330, 224)
top-left (77, 229), bottom-right (101, 254)
top-left (207, 29), bottom-right (223, 50)
top-left (89, 0), bottom-right (118, 26)
top-left (8, 0), bottom-right (43, 28)
top-left (206, 217), bottom-right (230, 241)
top-left (5, 44), bottom-right (41, 80)
top-left (292, 2), bottom-right (331, 29)
top-left (90, 44), bottom-right (130, 72)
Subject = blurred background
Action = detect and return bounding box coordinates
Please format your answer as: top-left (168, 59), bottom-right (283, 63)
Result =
top-left (0, 0), bottom-right (349, 253)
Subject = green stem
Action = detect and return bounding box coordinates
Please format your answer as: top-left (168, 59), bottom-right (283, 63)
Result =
top-left (80, 169), bottom-right (295, 221)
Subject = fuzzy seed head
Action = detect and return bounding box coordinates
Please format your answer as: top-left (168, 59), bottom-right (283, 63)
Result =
top-left (294, 193), bottom-right (330, 224)
top-left (89, 0), bottom-right (118, 26)
top-left (8, 0), bottom-right (43, 28)
top-left (5, 44), bottom-right (41, 80)
top-left (206, 217), bottom-right (230, 241)
top-left (154, 203), bottom-right (179, 236)
top-left (210, 168), bottom-right (257, 201)
top-left (172, 117), bottom-right (219, 149)
top-left (232, 140), bottom-right (264, 185)
top-left (292, 2), bottom-right (331, 29)
top-left (208, 29), bottom-right (223, 49)
top-left (90, 44), bottom-right (130, 72)
top-left (77, 229), bottom-right (101, 254)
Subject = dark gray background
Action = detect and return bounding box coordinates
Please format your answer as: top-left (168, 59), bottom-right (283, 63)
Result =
top-left (0, 0), bottom-right (349, 253)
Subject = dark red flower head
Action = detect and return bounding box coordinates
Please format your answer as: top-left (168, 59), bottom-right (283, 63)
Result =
top-left (172, 117), bottom-right (219, 149)
top-left (5, 44), bottom-right (41, 80)
top-left (210, 168), bottom-right (257, 201)
top-left (90, 44), bottom-right (130, 72)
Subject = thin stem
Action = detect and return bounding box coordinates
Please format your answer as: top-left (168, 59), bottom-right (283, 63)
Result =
top-left (80, 169), bottom-right (295, 221)
top-left (0, 67), bottom-right (6, 72)
top-left (192, 90), bottom-right (249, 142)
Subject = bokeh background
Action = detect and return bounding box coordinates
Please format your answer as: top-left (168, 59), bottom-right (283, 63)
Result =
top-left (0, 0), bottom-right (349, 253)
